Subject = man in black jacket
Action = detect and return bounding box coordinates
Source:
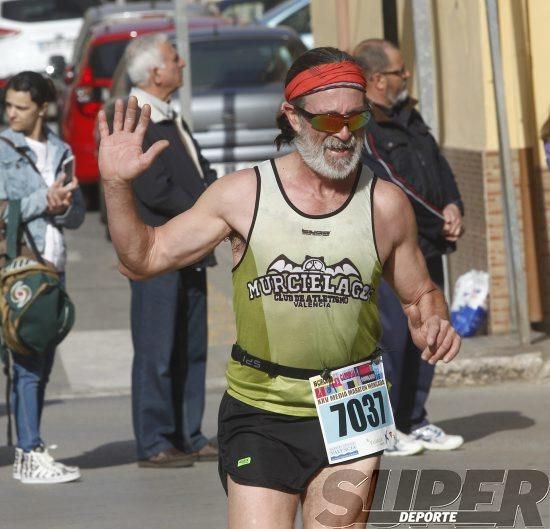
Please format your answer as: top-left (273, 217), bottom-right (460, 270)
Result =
top-left (355, 39), bottom-right (464, 455)
top-left (122, 33), bottom-right (217, 467)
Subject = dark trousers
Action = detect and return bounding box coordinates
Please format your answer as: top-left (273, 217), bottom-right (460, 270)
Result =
top-left (130, 268), bottom-right (208, 460)
top-left (378, 256), bottom-right (444, 433)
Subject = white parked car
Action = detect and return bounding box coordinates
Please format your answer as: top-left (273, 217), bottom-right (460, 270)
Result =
top-left (0, 0), bottom-right (100, 87)
top-left (260, 0), bottom-right (312, 49)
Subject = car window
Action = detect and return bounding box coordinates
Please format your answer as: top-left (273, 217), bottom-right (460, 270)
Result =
top-left (191, 38), bottom-right (304, 89)
top-left (90, 39), bottom-right (131, 79)
top-left (1, 0), bottom-right (100, 22)
top-left (281, 5), bottom-right (310, 34)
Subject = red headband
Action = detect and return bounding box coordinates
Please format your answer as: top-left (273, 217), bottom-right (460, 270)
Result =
top-left (284, 61), bottom-right (366, 102)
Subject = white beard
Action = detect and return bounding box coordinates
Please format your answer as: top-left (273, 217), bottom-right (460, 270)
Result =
top-left (395, 88), bottom-right (409, 104)
top-left (388, 88), bottom-right (409, 107)
top-left (294, 128), bottom-right (363, 181)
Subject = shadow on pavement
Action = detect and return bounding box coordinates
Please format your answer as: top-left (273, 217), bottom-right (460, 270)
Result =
top-left (436, 411), bottom-right (535, 442)
top-left (61, 440), bottom-right (136, 469)
top-left (0, 445), bottom-right (14, 467)
top-left (0, 440), bottom-right (137, 469)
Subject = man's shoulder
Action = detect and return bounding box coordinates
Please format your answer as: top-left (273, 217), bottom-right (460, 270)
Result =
top-left (198, 167), bottom-right (258, 220)
top-left (373, 178), bottom-right (410, 213)
top-left (372, 178), bottom-right (416, 243)
top-left (213, 166), bottom-right (258, 191)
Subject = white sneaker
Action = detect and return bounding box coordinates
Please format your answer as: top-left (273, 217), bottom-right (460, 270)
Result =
top-left (13, 448), bottom-right (23, 480)
top-left (385, 429), bottom-right (424, 456)
top-left (20, 448), bottom-right (80, 484)
top-left (409, 424), bottom-right (464, 451)
top-left (14, 445), bottom-right (79, 480)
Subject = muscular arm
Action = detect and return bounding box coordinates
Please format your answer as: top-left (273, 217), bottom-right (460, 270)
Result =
top-left (119, 173), bottom-right (256, 279)
top-left (373, 179), bottom-right (460, 364)
top-left (98, 97), bottom-right (253, 279)
top-left (103, 177), bottom-right (228, 279)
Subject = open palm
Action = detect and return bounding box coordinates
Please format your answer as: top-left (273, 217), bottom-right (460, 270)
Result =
top-left (98, 96), bottom-right (168, 183)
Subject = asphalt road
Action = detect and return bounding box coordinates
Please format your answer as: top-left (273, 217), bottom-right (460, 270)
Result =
top-left (0, 383), bottom-right (548, 529)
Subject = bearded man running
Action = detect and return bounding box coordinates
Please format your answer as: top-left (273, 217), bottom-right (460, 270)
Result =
top-left (98, 47), bottom-right (460, 529)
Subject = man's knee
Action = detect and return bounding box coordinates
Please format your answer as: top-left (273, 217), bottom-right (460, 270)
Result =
top-left (306, 457), bottom-right (380, 528)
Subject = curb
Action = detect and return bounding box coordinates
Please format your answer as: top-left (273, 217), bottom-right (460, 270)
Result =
top-left (47, 355), bottom-right (550, 401)
top-left (48, 376), bottom-right (229, 401)
top-left (433, 351), bottom-right (550, 387)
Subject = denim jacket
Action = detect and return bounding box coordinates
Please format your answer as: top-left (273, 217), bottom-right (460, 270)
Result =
top-left (0, 127), bottom-right (85, 253)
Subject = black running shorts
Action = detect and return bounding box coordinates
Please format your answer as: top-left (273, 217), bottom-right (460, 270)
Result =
top-left (217, 392), bottom-right (382, 494)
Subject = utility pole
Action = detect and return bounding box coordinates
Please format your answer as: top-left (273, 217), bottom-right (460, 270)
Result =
top-left (175, 0), bottom-right (192, 128)
top-left (411, 0), bottom-right (438, 139)
top-left (410, 0), bottom-right (454, 302)
top-left (485, 0), bottom-right (531, 345)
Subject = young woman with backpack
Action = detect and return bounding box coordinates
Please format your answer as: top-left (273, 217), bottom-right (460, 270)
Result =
top-left (0, 71), bottom-right (85, 484)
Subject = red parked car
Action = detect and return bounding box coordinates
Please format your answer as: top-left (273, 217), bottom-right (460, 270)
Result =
top-left (61, 16), bottom-right (173, 185)
top-left (61, 15), bottom-right (229, 185)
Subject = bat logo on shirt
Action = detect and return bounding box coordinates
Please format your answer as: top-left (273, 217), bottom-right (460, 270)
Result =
top-left (267, 255), bottom-right (361, 279)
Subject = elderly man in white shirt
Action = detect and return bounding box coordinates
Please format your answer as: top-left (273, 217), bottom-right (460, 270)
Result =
top-left (117, 33), bottom-right (218, 468)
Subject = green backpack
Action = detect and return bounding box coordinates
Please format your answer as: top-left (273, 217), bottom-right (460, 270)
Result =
top-left (0, 200), bottom-right (75, 356)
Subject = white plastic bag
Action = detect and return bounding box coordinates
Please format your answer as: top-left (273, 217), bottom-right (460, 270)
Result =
top-left (450, 270), bottom-right (490, 337)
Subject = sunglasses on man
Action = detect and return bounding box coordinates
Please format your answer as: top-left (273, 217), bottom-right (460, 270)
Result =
top-left (293, 106), bottom-right (371, 133)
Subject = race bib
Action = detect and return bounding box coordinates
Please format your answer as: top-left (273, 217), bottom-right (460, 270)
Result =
top-left (310, 356), bottom-right (395, 464)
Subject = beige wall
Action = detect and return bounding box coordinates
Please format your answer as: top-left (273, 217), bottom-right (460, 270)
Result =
top-left (498, 0), bottom-right (537, 151)
top-left (311, 0), bottom-right (383, 50)
top-left (433, 0), bottom-right (490, 150)
top-left (311, 0), bottom-right (339, 48)
top-left (527, 0), bottom-right (550, 167)
top-left (313, 0), bottom-right (541, 154)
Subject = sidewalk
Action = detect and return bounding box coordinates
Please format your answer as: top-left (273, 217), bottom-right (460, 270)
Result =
top-left (52, 278), bottom-right (550, 400)
top-left (43, 239), bottom-right (236, 400)
top-left (50, 327), bottom-right (550, 399)
top-left (433, 330), bottom-right (550, 387)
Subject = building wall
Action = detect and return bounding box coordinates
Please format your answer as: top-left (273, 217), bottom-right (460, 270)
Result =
top-left (531, 164), bottom-right (550, 326)
top-left (443, 147), bottom-right (518, 334)
top-left (432, 0), bottom-right (489, 150)
top-left (310, 0), bottom-right (550, 334)
top-left (443, 148), bottom-right (488, 283)
top-left (528, 0), bottom-right (550, 167)
top-left (525, 0), bottom-right (550, 326)
top-left (311, 0), bottom-right (383, 49)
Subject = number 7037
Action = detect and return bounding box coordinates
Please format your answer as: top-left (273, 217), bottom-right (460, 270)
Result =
top-left (329, 390), bottom-right (387, 437)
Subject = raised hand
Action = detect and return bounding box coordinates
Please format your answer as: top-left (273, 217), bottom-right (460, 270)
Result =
top-left (406, 304), bottom-right (461, 365)
top-left (97, 96), bottom-right (169, 184)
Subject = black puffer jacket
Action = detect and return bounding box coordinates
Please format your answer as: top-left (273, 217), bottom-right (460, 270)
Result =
top-left (362, 98), bottom-right (463, 259)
